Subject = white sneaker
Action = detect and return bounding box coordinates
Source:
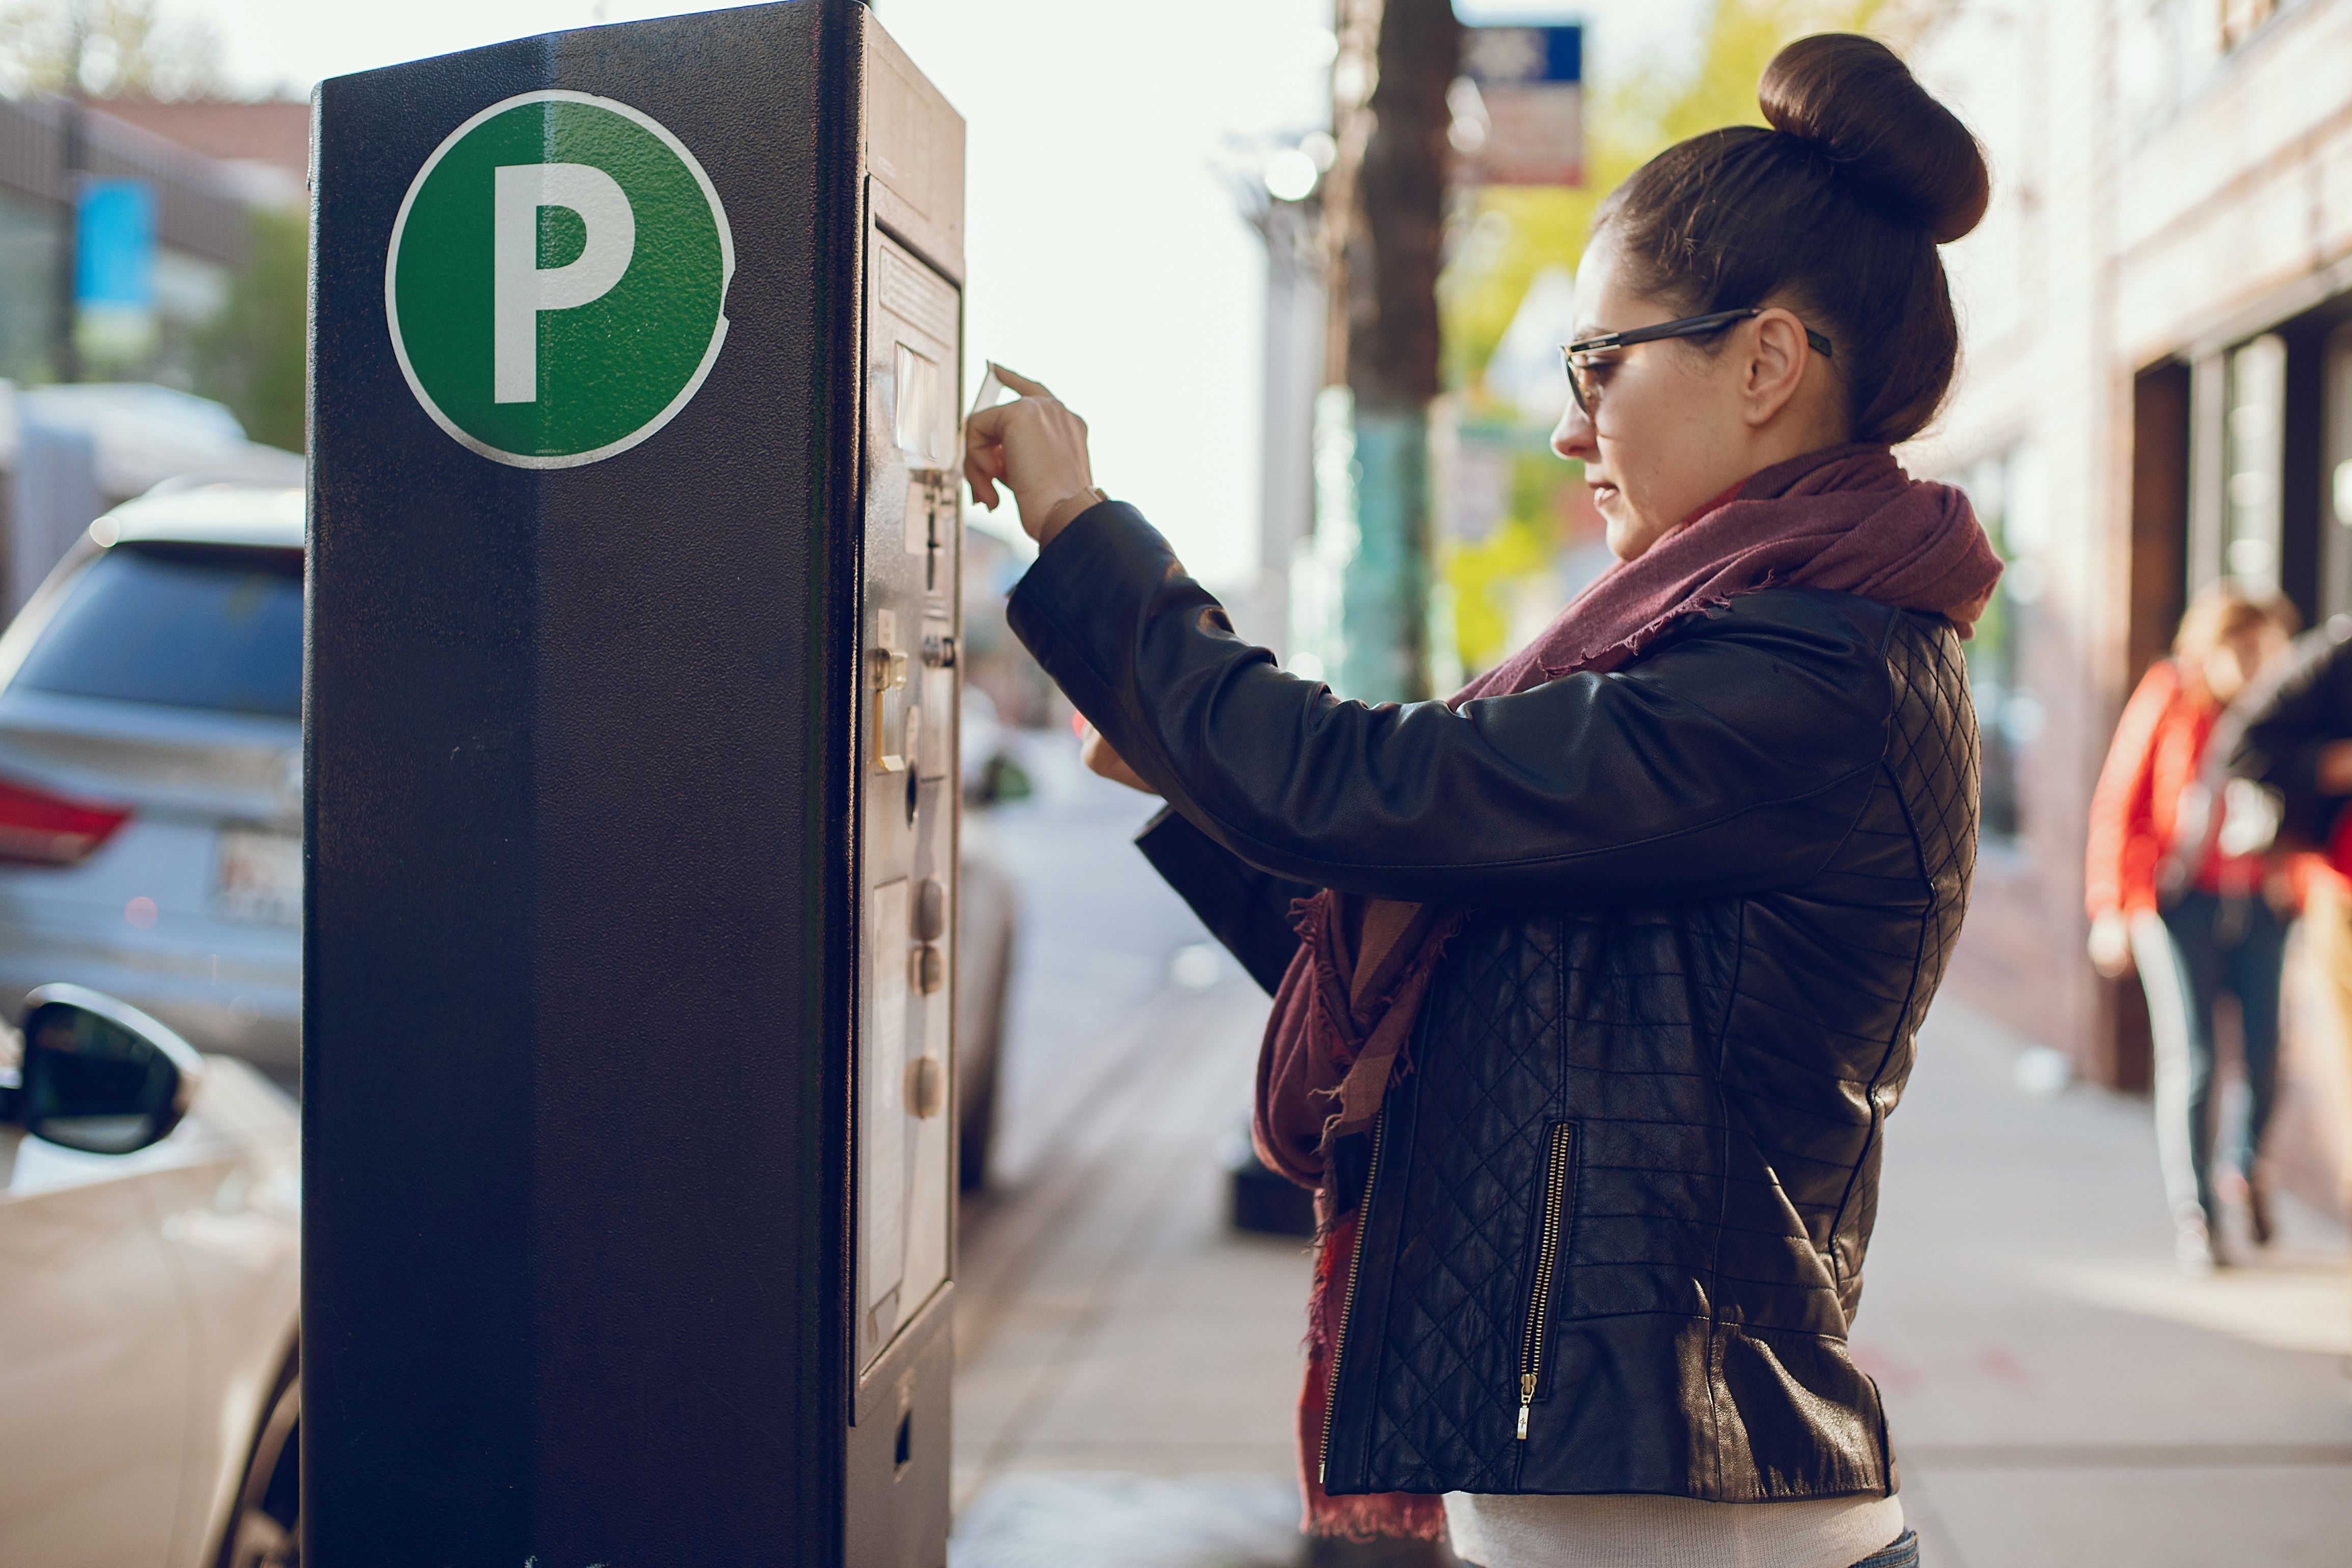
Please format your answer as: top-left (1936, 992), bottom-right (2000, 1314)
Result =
top-left (2175, 1216), bottom-right (2218, 1276)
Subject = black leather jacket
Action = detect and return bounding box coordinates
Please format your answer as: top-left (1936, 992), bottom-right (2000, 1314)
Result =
top-left (1007, 503), bottom-right (1979, 1502)
top-left (2218, 618), bottom-right (2352, 848)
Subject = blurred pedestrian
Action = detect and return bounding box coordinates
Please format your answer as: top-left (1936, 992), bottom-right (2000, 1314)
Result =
top-left (2216, 616), bottom-right (2352, 1235)
top-left (2086, 585), bottom-right (2299, 1272)
top-left (966, 34), bottom-right (1994, 1568)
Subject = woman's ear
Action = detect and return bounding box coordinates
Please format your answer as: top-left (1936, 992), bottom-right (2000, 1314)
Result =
top-left (1741, 308), bottom-right (1815, 428)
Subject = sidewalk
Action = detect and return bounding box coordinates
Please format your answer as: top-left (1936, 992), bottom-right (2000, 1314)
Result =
top-left (949, 759), bottom-right (2352, 1564)
top-left (1858, 1005), bottom-right (2352, 1566)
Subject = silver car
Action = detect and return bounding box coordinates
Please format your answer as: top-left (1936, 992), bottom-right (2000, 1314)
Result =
top-left (0, 482), bottom-right (303, 1081)
top-left (0, 985), bottom-right (301, 1566)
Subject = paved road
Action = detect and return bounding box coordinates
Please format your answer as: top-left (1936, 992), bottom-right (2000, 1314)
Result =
top-left (962, 730), bottom-right (1234, 1196)
top-left (952, 731), bottom-right (1307, 1563)
top-left (951, 732), bottom-right (2352, 1565)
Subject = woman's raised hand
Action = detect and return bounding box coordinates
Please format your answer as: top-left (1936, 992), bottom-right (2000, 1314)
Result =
top-left (963, 365), bottom-right (1100, 546)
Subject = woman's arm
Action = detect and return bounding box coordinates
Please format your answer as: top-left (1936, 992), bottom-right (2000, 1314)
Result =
top-left (1008, 503), bottom-right (1894, 909)
top-left (2082, 662), bottom-right (2175, 977)
top-left (1134, 808), bottom-right (1315, 994)
top-left (2083, 662), bottom-right (2174, 917)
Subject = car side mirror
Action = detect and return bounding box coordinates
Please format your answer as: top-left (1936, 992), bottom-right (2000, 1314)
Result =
top-left (18, 983), bottom-right (205, 1156)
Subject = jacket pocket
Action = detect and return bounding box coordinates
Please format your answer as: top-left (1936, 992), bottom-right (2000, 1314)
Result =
top-left (1516, 1119), bottom-right (1578, 1441)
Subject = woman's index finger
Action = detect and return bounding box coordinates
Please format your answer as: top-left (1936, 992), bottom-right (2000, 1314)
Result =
top-left (991, 365), bottom-right (1054, 399)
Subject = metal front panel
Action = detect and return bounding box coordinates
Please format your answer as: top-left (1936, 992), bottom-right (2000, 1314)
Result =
top-left (855, 225), bottom-right (960, 1375)
top-left (863, 16), bottom-right (964, 284)
top-left (843, 19), bottom-right (963, 1567)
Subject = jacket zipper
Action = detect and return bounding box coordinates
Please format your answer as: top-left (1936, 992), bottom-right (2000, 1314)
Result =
top-left (1517, 1121), bottom-right (1575, 1441)
top-left (1317, 1112), bottom-right (1384, 1485)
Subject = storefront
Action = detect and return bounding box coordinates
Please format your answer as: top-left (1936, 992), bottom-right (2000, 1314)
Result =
top-left (1914, 0), bottom-right (2352, 1206)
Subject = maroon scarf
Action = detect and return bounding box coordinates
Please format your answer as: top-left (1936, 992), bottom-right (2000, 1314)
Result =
top-left (1260, 443), bottom-right (2002, 1540)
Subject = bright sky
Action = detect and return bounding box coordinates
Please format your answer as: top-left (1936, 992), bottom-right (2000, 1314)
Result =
top-left (187, 0), bottom-right (1697, 582)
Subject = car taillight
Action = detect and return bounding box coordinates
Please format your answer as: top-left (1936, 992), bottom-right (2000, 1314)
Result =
top-left (0, 775), bottom-right (132, 866)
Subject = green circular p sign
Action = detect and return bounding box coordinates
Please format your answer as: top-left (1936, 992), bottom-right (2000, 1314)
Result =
top-left (386, 90), bottom-right (734, 469)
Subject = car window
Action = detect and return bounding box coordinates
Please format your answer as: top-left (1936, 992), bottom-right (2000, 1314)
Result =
top-left (13, 543), bottom-right (303, 719)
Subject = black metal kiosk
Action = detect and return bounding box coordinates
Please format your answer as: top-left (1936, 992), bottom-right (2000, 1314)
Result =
top-left (306, 4), bottom-right (964, 1562)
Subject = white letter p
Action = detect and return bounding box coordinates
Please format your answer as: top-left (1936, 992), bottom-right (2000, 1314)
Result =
top-left (493, 163), bottom-right (636, 404)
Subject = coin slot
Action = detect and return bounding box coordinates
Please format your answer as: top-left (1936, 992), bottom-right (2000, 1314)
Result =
top-left (905, 1053), bottom-right (945, 1118)
top-left (912, 877), bottom-right (946, 941)
top-left (904, 706), bottom-right (923, 822)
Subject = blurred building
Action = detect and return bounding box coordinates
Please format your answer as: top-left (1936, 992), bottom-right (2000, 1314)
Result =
top-left (1251, 185), bottom-right (1324, 663)
top-left (961, 519), bottom-right (1057, 730)
top-left (1230, 140), bottom-right (1329, 666)
top-left (0, 97), bottom-right (305, 606)
top-left (91, 97), bottom-right (309, 208)
top-left (0, 95), bottom-right (269, 387)
top-left (1913, 0), bottom-right (2352, 1199)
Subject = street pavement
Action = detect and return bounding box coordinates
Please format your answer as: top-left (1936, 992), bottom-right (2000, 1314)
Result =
top-left (950, 733), bottom-right (2352, 1566)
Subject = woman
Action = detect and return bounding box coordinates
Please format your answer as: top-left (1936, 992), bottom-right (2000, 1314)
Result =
top-left (966, 35), bottom-right (1997, 1568)
top-left (2086, 584), bottom-right (2298, 1273)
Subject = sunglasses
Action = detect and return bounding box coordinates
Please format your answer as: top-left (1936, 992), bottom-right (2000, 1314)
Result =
top-left (1561, 308), bottom-right (1835, 419)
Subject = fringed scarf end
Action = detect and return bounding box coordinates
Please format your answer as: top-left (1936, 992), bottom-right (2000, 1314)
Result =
top-left (1302, 1492), bottom-right (1450, 1543)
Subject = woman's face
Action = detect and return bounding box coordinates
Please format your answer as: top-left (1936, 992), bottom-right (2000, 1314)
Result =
top-left (1551, 234), bottom-right (1843, 563)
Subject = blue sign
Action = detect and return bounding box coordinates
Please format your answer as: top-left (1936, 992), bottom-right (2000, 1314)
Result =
top-left (75, 179), bottom-right (157, 309)
top-left (1461, 24), bottom-right (1584, 186)
top-left (1464, 24), bottom-right (1582, 87)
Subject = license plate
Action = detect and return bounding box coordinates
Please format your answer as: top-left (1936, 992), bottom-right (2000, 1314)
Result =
top-left (215, 827), bottom-right (302, 926)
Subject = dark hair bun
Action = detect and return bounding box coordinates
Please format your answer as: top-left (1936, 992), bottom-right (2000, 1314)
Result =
top-left (1760, 34), bottom-right (1988, 244)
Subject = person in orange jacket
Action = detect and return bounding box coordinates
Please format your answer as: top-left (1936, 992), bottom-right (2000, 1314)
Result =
top-left (2086, 583), bottom-right (2298, 1272)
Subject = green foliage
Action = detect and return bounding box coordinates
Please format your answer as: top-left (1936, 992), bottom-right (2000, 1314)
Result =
top-left (1438, 186), bottom-right (1594, 398)
top-left (1447, 511), bottom-right (1552, 674)
top-left (0, 0), bottom-right (226, 100)
top-left (196, 204), bottom-right (307, 453)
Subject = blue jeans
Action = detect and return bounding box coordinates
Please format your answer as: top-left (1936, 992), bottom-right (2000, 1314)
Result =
top-left (1853, 1530), bottom-right (1920, 1567)
top-left (2133, 890), bottom-right (2287, 1225)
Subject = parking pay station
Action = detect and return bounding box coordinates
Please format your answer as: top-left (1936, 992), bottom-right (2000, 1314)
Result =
top-left (307, 4), bottom-right (964, 1562)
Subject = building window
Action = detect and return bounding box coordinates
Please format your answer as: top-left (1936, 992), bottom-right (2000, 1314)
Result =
top-left (2322, 322), bottom-right (2352, 619)
top-left (1953, 447), bottom-right (2046, 844)
top-left (2222, 333), bottom-right (2286, 590)
top-left (2189, 302), bottom-right (2352, 628)
top-left (2123, 0), bottom-right (2298, 127)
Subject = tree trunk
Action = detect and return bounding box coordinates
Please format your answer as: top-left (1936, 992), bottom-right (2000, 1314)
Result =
top-left (1322, 0), bottom-right (1458, 703)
